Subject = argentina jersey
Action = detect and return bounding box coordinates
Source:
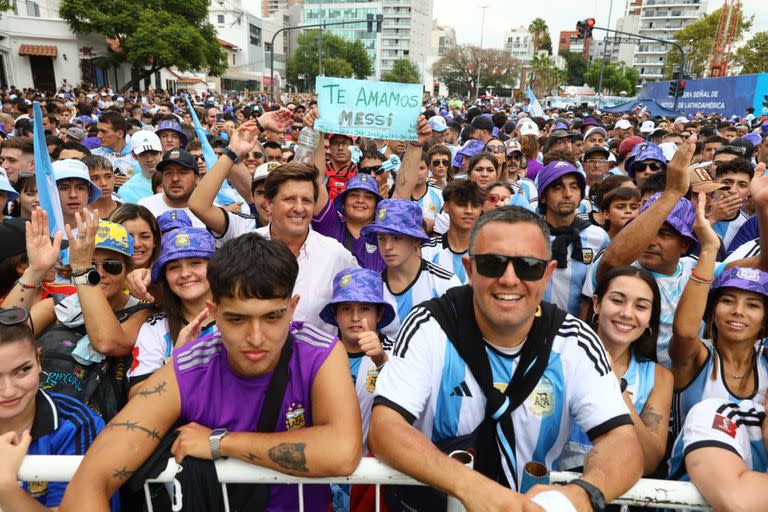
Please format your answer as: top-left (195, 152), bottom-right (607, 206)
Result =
top-left (376, 309), bottom-right (631, 490)
top-left (414, 185), bottom-right (444, 223)
top-left (380, 260), bottom-right (461, 339)
top-left (669, 399), bottom-right (767, 482)
top-left (712, 211), bottom-right (750, 252)
top-left (725, 237), bottom-right (759, 264)
top-left (544, 224), bottom-right (609, 316)
top-left (421, 234), bottom-right (469, 284)
top-left (672, 349), bottom-right (768, 439)
top-left (512, 177), bottom-right (539, 209)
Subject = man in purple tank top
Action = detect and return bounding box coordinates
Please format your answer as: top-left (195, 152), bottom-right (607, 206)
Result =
top-left (61, 233), bottom-right (363, 512)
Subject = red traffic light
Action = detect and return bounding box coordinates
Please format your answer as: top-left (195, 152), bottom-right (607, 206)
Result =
top-left (586, 18), bottom-right (596, 27)
top-left (679, 81), bottom-right (686, 87)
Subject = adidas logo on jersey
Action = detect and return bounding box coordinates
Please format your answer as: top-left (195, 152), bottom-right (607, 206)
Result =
top-left (450, 381), bottom-right (472, 397)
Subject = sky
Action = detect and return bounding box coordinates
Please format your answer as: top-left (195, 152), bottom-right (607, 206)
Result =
top-left (434, 0), bottom-right (768, 49)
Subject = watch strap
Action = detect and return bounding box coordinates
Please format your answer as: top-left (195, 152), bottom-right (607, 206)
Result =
top-left (222, 147), bottom-right (240, 164)
top-left (210, 428), bottom-right (229, 460)
top-left (72, 269), bottom-right (99, 286)
top-left (72, 266), bottom-right (96, 277)
top-left (570, 478), bottom-right (606, 512)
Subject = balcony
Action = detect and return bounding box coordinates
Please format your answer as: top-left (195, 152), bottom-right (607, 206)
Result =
top-left (643, 0), bottom-right (700, 5)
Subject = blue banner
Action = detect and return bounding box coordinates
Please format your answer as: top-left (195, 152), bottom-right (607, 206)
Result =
top-left (641, 73), bottom-right (768, 117)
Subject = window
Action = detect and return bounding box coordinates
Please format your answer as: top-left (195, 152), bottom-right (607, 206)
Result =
top-left (217, 14), bottom-right (224, 24)
top-left (250, 24), bottom-right (262, 46)
top-left (232, 54), bottom-right (236, 65)
top-left (25, 0), bottom-right (39, 16)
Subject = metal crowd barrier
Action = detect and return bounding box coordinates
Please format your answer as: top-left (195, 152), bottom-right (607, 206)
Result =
top-left (17, 456), bottom-right (712, 511)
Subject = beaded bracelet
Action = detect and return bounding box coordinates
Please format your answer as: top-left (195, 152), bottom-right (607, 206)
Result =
top-left (16, 278), bottom-right (42, 290)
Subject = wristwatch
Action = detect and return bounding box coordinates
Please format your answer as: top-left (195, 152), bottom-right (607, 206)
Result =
top-left (209, 428), bottom-right (229, 460)
top-left (221, 147), bottom-right (240, 164)
top-left (570, 478), bottom-right (606, 512)
top-left (71, 267), bottom-right (100, 286)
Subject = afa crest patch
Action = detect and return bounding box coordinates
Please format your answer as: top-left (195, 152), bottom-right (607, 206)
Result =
top-left (365, 368), bottom-right (380, 393)
top-left (581, 248), bottom-right (593, 265)
top-left (378, 208), bottom-right (387, 221)
top-left (339, 274), bottom-right (352, 287)
top-left (286, 402), bottom-right (306, 430)
top-left (175, 233), bottom-right (190, 247)
top-left (526, 377), bottom-right (556, 417)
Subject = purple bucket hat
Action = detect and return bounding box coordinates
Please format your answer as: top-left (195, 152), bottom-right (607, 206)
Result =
top-left (711, 267), bottom-right (768, 299)
top-left (156, 119), bottom-right (189, 148)
top-left (536, 160), bottom-right (586, 197)
top-left (333, 173), bottom-right (383, 214)
top-left (742, 132), bottom-right (762, 147)
top-left (319, 268), bottom-right (396, 329)
top-left (626, 142), bottom-right (667, 177)
top-left (157, 209), bottom-right (193, 233)
top-left (151, 227), bottom-right (215, 283)
top-left (453, 139), bottom-right (485, 168)
top-left (640, 192), bottom-right (696, 244)
top-left (360, 199), bottom-right (429, 245)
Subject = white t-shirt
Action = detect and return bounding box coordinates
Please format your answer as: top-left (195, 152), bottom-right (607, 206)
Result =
top-left (137, 193), bottom-right (207, 228)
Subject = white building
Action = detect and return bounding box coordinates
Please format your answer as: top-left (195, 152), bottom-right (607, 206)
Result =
top-left (504, 26), bottom-right (534, 64)
top-left (425, 19), bottom-right (456, 95)
top-left (634, 0), bottom-right (707, 83)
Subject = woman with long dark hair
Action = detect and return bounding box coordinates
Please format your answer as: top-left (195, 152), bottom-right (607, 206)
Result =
top-left (109, 203), bottom-right (161, 270)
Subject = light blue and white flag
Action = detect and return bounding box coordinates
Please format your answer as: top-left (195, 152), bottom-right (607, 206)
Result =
top-left (525, 87), bottom-right (546, 118)
top-left (32, 102), bottom-right (64, 235)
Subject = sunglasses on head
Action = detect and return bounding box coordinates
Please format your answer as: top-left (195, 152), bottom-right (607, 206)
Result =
top-left (359, 165), bottom-right (384, 175)
top-left (486, 145), bottom-right (505, 153)
top-left (0, 307), bottom-right (29, 326)
top-left (471, 254), bottom-right (548, 281)
top-left (92, 259), bottom-right (124, 275)
top-left (431, 159), bottom-right (450, 167)
top-left (636, 161), bottom-right (663, 172)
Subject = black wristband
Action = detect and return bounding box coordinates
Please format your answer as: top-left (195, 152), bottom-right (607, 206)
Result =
top-left (221, 147), bottom-right (239, 164)
top-left (255, 117), bottom-right (265, 133)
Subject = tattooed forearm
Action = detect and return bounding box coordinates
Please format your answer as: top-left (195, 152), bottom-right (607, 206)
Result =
top-left (268, 442), bottom-right (309, 473)
top-left (106, 420), bottom-right (162, 441)
top-left (112, 467), bottom-right (135, 481)
top-left (135, 381), bottom-right (168, 398)
top-left (639, 405), bottom-right (664, 433)
top-left (584, 446), bottom-right (599, 468)
top-left (244, 452), bottom-right (263, 463)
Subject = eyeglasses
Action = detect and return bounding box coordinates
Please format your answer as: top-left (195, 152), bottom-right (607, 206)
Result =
top-left (246, 152), bottom-right (263, 160)
top-left (0, 307), bottom-right (29, 326)
top-left (359, 165), bottom-right (385, 175)
top-left (291, 125), bottom-right (303, 130)
top-left (585, 159), bottom-right (609, 165)
top-left (486, 145), bottom-right (505, 153)
top-left (471, 254), bottom-right (549, 281)
top-left (486, 193), bottom-right (510, 205)
top-left (330, 140), bottom-right (351, 147)
top-left (431, 159), bottom-right (450, 167)
top-left (635, 161), bottom-right (663, 172)
top-left (92, 259), bottom-right (124, 275)
top-left (193, 154), bottom-right (205, 161)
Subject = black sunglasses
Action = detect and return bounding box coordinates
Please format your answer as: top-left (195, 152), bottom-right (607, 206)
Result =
top-left (359, 165), bottom-right (384, 175)
top-left (635, 161), bottom-right (663, 172)
top-left (0, 307), bottom-right (29, 325)
top-left (471, 254), bottom-right (548, 281)
top-left (431, 159), bottom-right (450, 167)
top-left (246, 152), bottom-right (263, 160)
top-left (92, 259), bottom-right (124, 275)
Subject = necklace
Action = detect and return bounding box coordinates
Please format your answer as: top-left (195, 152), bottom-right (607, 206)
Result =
top-left (725, 351), bottom-right (755, 380)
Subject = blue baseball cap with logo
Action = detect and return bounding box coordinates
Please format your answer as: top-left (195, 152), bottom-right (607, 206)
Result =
top-left (156, 119), bottom-right (189, 148)
top-left (319, 268), bottom-right (396, 329)
top-left (95, 221), bottom-right (134, 257)
top-left (151, 227), bottom-right (215, 283)
top-left (360, 199), bottom-right (429, 245)
top-left (333, 173), bottom-right (383, 214)
top-left (640, 192), bottom-right (696, 244)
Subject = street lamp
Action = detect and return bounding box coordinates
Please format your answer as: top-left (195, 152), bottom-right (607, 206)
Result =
top-left (475, 5), bottom-right (488, 100)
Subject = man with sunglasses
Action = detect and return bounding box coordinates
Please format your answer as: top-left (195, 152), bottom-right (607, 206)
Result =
top-left (325, 133), bottom-right (358, 201)
top-left (626, 142), bottom-right (667, 188)
top-left (369, 205), bottom-right (642, 512)
top-left (358, 151), bottom-right (391, 197)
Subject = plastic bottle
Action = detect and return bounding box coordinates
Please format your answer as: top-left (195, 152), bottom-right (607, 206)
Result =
top-left (293, 127), bottom-right (320, 165)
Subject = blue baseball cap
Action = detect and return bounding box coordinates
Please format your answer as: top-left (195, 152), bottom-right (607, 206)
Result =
top-left (156, 119), bottom-right (189, 148)
top-left (626, 142), bottom-right (667, 177)
top-left (536, 160), bottom-right (586, 197)
top-left (640, 192), bottom-right (696, 244)
top-left (0, 167), bottom-right (19, 201)
top-left (319, 268), bottom-right (396, 329)
top-left (151, 227), bottom-right (216, 283)
top-left (157, 209), bottom-right (193, 233)
top-left (428, 116), bottom-right (448, 132)
top-left (360, 199), bottom-right (429, 245)
top-left (333, 173), bottom-right (382, 214)
top-left (95, 221), bottom-right (134, 257)
top-left (52, 159), bottom-right (102, 204)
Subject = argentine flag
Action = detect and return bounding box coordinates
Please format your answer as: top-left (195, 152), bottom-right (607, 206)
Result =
top-left (32, 101), bottom-right (65, 236)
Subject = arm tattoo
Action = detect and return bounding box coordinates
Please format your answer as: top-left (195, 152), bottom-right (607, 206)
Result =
top-left (584, 446), bottom-right (599, 468)
top-left (106, 420), bottom-right (162, 441)
top-left (268, 442), bottom-right (309, 472)
top-left (112, 467), bottom-right (135, 481)
top-left (135, 381), bottom-right (168, 398)
top-left (639, 405), bottom-right (664, 433)
top-left (244, 452), bottom-right (263, 463)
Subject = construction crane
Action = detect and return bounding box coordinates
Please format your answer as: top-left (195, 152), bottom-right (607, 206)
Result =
top-left (709, 0), bottom-right (740, 78)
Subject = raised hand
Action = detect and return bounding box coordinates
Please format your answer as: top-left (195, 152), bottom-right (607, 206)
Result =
top-left (176, 307), bottom-right (210, 348)
top-left (25, 208), bottom-right (63, 280)
top-left (415, 115), bottom-right (431, 146)
top-left (64, 208), bottom-right (99, 273)
top-left (357, 317), bottom-right (386, 368)
top-left (707, 189), bottom-right (743, 224)
top-left (749, 162), bottom-right (768, 208)
top-left (693, 192), bottom-right (720, 251)
top-left (665, 133), bottom-right (697, 197)
top-left (258, 107), bottom-right (293, 134)
top-left (228, 120), bottom-right (260, 156)
top-left (126, 267), bottom-right (154, 303)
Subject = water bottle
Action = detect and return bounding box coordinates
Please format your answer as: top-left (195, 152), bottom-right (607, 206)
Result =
top-left (293, 126), bottom-right (320, 165)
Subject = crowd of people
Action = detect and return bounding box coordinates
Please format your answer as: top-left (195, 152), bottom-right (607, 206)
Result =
top-left (0, 84), bottom-right (767, 512)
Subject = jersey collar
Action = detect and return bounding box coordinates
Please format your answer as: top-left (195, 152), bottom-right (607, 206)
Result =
top-left (30, 390), bottom-right (59, 440)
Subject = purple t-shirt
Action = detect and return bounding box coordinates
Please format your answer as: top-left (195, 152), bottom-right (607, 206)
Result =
top-left (312, 200), bottom-right (385, 272)
top-left (173, 322), bottom-right (337, 511)
top-left (526, 159), bottom-right (543, 181)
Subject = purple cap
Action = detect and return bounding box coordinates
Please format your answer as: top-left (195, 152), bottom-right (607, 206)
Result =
top-left (151, 227), bottom-right (215, 283)
top-left (742, 132), bottom-right (762, 147)
top-left (156, 119), bottom-right (189, 148)
top-left (76, 115), bottom-right (94, 125)
top-left (536, 160), bottom-right (586, 197)
top-left (453, 139), bottom-right (485, 168)
top-left (83, 136), bottom-right (102, 149)
top-left (711, 267), bottom-right (768, 300)
top-left (157, 209), bottom-right (193, 233)
top-left (333, 173), bottom-right (382, 214)
top-left (360, 199), bottom-right (429, 245)
top-left (582, 117), bottom-right (601, 128)
top-left (626, 142), bottom-right (667, 177)
top-left (319, 268), bottom-right (396, 329)
top-left (641, 192), bottom-right (696, 244)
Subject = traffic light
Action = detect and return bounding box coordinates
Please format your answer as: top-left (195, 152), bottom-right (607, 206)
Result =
top-left (576, 19), bottom-right (596, 38)
top-left (677, 80), bottom-right (686, 98)
top-left (367, 13), bottom-right (374, 32)
top-left (668, 80), bottom-right (686, 99)
top-left (585, 18), bottom-right (595, 38)
top-left (367, 13), bottom-right (383, 33)
top-left (669, 80), bottom-right (677, 97)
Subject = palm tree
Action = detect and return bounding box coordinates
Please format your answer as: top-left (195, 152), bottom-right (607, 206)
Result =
top-left (529, 54), bottom-right (565, 97)
top-left (528, 18), bottom-right (550, 54)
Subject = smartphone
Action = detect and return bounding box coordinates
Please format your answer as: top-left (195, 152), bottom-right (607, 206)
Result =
top-left (216, 113), bottom-right (225, 123)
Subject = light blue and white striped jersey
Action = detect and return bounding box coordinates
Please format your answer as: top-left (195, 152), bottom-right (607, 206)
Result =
top-left (421, 234), bottom-right (469, 284)
top-left (544, 224), bottom-right (610, 316)
top-left (557, 351), bottom-right (657, 470)
top-left (414, 185), bottom-right (444, 223)
top-left (712, 211), bottom-right (750, 252)
top-left (669, 399), bottom-right (767, 482)
top-left (381, 259), bottom-right (462, 339)
top-left (375, 308), bottom-right (632, 490)
top-left (672, 348), bottom-right (768, 439)
top-left (512, 177), bottom-right (539, 209)
top-left (724, 237), bottom-right (759, 265)
top-left (584, 255), bottom-right (728, 367)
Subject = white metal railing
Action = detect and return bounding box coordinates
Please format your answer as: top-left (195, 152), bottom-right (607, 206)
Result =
top-left (18, 456), bottom-right (711, 511)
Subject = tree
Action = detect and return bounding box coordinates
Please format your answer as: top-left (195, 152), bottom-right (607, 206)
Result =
top-left (59, 0), bottom-right (227, 93)
top-left (381, 59), bottom-right (421, 83)
top-left (529, 54), bottom-right (565, 97)
top-left (286, 31), bottom-right (373, 88)
top-left (584, 61), bottom-right (639, 95)
top-left (432, 45), bottom-right (520, 97)
top-left (663, 6), bottom-right (753, 78)
top-left (734, 31), bottom-right (768, 74)
top-left (0, 0), bottom-right (11, 15)
top-left (559, 51), bottom-right (588, 86)
top-left (528, 18), bottom-right (551, 55)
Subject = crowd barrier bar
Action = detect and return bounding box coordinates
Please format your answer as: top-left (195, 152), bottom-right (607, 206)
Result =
top-left (17, 456), bottom-right (712, 511)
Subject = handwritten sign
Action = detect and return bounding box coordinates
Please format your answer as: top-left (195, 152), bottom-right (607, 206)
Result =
top-left (315, 76), bottom-right (422, 141)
